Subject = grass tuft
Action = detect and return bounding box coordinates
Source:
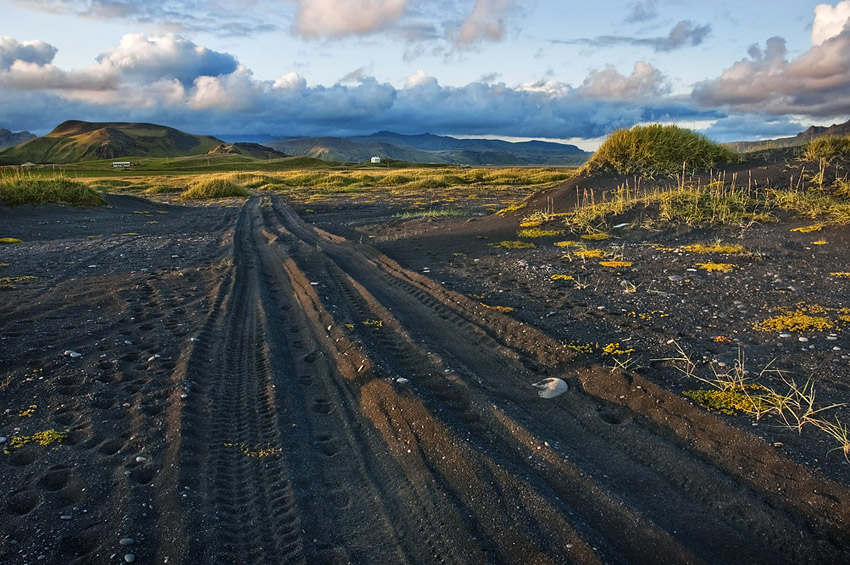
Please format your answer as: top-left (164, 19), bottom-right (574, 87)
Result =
top-left (180, 176), bottom-right (250, 200)
top-left (0, 176), bottom-right (105, 207)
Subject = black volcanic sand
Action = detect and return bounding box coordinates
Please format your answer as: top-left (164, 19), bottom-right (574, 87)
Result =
top-left (1, 170), bottom-right (849, 564)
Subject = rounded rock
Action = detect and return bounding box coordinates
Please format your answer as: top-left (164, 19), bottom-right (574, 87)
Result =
top-left (124, 554), bottom-right (136, 563)
top-left (119, 538), bottom-right (134, 546)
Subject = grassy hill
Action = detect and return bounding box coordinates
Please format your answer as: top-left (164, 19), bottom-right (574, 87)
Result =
top-left (269, 131), bottom-right (590, 166)
top-left (0, 121), bottom-right (286, 165)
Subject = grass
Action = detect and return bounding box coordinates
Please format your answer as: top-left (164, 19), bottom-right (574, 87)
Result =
top-left (696, 262), bottom-right (736, 272)
top-left (0, 175), bottom-right (106, 207)
top-left (490, 240), bottom-right (535, 249)
top-left (180, 176), bottom-right (250, 200)
top-left (394, 208), bottom-right (467, 219)
top-left (660, 342), bottom-right (849, 461)
top-left (582, 124), bottom-right (740, 178)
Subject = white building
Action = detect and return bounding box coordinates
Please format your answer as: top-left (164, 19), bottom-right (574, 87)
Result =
top-left (370, 156), bottom-right (381, 164)
top-left (112, 161), bottom-right (131, 168)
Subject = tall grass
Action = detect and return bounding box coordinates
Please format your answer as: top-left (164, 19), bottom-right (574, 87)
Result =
top-left (179, 176), bottom-right (250, 200)
top-left (803, 136), bottom-right (850, 162)
top-left (583, 124), bottom-right (740, 178)
top-left (0, 175), bottom-right (105, 206)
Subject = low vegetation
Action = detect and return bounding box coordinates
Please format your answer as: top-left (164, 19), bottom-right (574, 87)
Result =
top-left (180, 176), bottom-right (250, 200)
top-left (582, 124), bottom-right (741, 178)
top-left (0, 175), bottom-right (105, 206)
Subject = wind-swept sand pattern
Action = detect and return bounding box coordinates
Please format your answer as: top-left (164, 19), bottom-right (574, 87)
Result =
top-left (2, 193), bottom-right (850, 563)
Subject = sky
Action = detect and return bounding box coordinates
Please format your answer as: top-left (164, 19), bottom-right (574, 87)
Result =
top-left (1, 0), bottom-right (849, 149)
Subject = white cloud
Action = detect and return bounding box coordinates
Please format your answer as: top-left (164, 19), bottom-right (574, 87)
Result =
top-left (813, 1), bottom-right (850, 45)
top-left (0, 37), bottom-right (58, 69)
top-left (404, 69), bottom-right (438, 89)
top-left (295, 0), bottom-right (408, 38)
top-left (96, 34), bottom-right (239, 87)
top-left (273, 72), bottom-right (306, 91)
top-left (576, 62), bottom-right (669, 100)
top-left (453, 0), bottom-right (518, 47)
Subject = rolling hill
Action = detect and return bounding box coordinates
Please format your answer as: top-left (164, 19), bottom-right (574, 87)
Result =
top-left (0, 121), bottom-right (286, 165)
top-left (268, 131), bottom-right (591, 166)
top-left (0, 128), bottom-right (36, 152)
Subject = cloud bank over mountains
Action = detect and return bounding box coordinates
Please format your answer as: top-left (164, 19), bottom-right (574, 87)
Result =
top-left (1, 1), bottom-right (849, 142)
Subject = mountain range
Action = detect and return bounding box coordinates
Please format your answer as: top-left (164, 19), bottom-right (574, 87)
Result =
top-left (0, 121), bottom-right (285, 165)
top-left (266, 131), bottom-right (591, 166)
top-left (0, 128), bottom-right (36, 152)
top-left (724, 118), bottom-right (850, 153)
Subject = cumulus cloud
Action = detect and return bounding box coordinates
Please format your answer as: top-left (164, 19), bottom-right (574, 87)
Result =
top-left (559, 20), bottom-right (711, 52)
top-left (295, 0), bottom-right (408, 38)
top-left (95, 34), bottom-right (239, 87)
top-left (692, 29), bottom-right (850, 116)
top-left (813, 1), bottom-right (850, 45)
top-left (0, 37), bottom-right (58, 69)
top-left (576, 62), bottom-right (669, 100)
top-left (452, 0), bottom-right (519, 47)
top-left (0, 33), bottom-right (718, 142)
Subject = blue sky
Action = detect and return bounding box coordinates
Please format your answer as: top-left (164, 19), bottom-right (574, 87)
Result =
top-left (1, 0), bottom-right (849, 148)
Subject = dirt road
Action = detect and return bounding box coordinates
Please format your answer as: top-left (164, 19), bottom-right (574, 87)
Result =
top-left (2, 194), bottom-right (850, 563)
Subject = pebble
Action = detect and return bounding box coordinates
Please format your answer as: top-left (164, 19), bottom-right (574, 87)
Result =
top-left (827, 335), bottom-right (839, 341)
top-left (668, 275), bottom-right (683, 282)
top-left (395, 378), bottom-right (409, 384)
top-left (124, 554), bottom-right (136, 563)
top-left (0, 436), bottom-right (6, 443)
top-left (119, 538), bottom-right (134, 546)
top-left (798, 337), bottom-right (809, 343)
top-left (63, 350), bottom-right (82, 358)
top-left (60, 515), bottom-right (73, 520)
top-left (779, 334), bottom-right (791, 338)
top-left (135, 456), bottom-right (147, 463)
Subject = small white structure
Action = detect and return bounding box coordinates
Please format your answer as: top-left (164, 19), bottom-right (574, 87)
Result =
top-left (370, 156), bottom-right (381, 164)
top-left (112, 161), bottom-right (131, 168)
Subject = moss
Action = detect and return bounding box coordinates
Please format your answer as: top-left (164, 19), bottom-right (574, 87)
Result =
top-left (683, 389), bottom-right (763, 415)
top-left (550, 274), bottom-right (574, 281)
top-left (696, 262), bottom-right (735, 272)
top-left (755, 310), bottom-right (834, 332)
top-left (791, 224), bottom-right (824, 233)
top-left (490, 240), bottom-right (535, 249)
top-left (517, 228), bottom-right (564, 238)
top-left (0, 238), bottom-right (23, 244)
top-left (481, 303), bottom-right (516, 313)
top-left (682, 243), bottom-right (748, 254)
top-left (7, 429), bottom-right (68, 449)
top-left (581, 233), bottom-right (610, 241)
top-left (599, 261), bottom-right (632, 268)
top-left (573, 249), bottom-right (605, 259)
top-left (554, 240), bottom-right (579, 247)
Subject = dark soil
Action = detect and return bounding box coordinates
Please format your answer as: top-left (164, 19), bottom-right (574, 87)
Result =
top-left (1, 163), bottom-right (850, 564)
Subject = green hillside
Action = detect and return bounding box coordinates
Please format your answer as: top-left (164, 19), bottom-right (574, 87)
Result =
top-left (0, 121), bottom-right (284, 165)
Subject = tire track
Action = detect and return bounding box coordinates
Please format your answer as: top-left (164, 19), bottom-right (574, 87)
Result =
top-left (256, 193), bottom-right (850, 563)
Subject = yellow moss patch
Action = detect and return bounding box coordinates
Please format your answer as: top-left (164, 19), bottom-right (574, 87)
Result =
top-left (481, 304), bottom-right (516, 313)
top-left (7, 429), bottom-right (68, 449)
top-left (554, 240), bottom-right (579, 247)
top-left (573, 249), bottom-right (606, 259)
top-left (682, 243), bottom-right (747, 254)
top-left (601, 343), bottom-right (635, 356)
top-left (791, 224), bottom-right (824, 233)
top-left (683, 389), bottom-right (763, 416)
top-left (519, 220), bottom-right (542, 228)
top-left (599, 261), bottom-right (632, 268)
top-left (224, 442), bottom-right (282, 458)
top-left (755, 310), bottom-right (834, 332)
top-left (517, 228), bottom-right (565, 238)
top-left (550, 274), bottom-right (574, 281)
top-left (581, 233), bottom-right (610, 241)
top-left (831, 272), bottom-right (850, 277)
top-left (18, 405), bottom-right (36, 417)
top-left (0, 238), bottom-right (23, 244)
top-left (0, 275), bottom-right (37, 289)
top-left (121, 232), bottom-right (139, 236)
top-left (812, 240), bottom-right (828, 245)
top-left (362, 319), bottom-right (383, 328)
top-left (696, 262), bottom-right (735, 272)
top-left (490, 240), bottom-right (535, 249)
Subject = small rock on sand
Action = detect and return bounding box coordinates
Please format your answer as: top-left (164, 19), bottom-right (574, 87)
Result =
top-left (532, 378), bottom-right (568, 399)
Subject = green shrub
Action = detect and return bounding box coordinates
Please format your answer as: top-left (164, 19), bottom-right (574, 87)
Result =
top-left (583, 124), bottom-right (740, 178)
top-left (803, 136), bottom-right (850, 163)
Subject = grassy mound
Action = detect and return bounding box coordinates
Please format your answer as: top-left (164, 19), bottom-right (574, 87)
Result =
top-left (0, 177), bottom-right (106, 207)
top-left (180, 177), bottom-right (250, 200)
top-left (584, 124), bottom-right (740, 178)
top-left (803, 136), bottom-right (850, 163)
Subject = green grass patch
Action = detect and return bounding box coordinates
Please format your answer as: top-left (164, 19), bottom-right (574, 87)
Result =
top-left (180, 176), bottom-right (250, 200)
top-left (0, 238), bottom-right (23, 244)
top-left (0, 176), bottom-right (106, 207)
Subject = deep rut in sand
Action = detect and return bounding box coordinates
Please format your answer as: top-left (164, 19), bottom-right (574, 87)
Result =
top-left (171, 194), bottom-right (850, 564)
